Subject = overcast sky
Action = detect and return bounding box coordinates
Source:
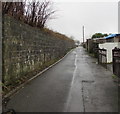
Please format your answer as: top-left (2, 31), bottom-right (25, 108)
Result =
top-left (46, 0), bottom-right (119, 42)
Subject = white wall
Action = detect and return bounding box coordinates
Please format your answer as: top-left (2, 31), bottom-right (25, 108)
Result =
top-left (99, 42), bottom-right (120, 63)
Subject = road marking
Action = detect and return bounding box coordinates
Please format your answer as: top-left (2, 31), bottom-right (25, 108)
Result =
top-left (71, 51), bottom-right (77, 86)
top-left (64, 49), bottom-right (84, 112)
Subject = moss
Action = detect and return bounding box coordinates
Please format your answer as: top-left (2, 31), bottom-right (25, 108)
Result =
top-left (112, 74), bottom-right (117, 79)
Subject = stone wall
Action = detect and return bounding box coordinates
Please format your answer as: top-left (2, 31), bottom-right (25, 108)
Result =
top-left (3, 15), bottom-right (75, 86)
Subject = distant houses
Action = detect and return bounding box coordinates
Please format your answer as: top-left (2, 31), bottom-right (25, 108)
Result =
top-left (93, 34), bottom-right (120, 43)
top-left (85, 34), bottom-right (120, 77)
top-left (98, 34), bottom-right (120, 63)
top-left (85, 34), bottom-right (120, 63)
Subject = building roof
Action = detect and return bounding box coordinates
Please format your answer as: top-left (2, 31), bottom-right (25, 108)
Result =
top-left (104, 34), bottom-right (120, 39)
top-left (93, 37), bottom-right (105, 40)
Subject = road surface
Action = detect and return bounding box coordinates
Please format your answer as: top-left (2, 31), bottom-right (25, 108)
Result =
top-left (5, 46), bottom-right (118, 112)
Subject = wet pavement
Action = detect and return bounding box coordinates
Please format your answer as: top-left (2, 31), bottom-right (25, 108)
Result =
top-left (5, 46), bottom-right (118, 112)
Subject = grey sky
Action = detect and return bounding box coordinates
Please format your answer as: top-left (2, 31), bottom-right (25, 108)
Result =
top-left (47, 1), bottom-right (119, 42)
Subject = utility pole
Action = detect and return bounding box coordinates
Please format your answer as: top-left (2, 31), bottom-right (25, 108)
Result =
top-left (118, 1), bottom-right (120, 34)
top-left (83, 26), bottom-right (84, 43)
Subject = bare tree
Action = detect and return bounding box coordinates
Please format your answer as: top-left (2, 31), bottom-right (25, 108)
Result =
top-left (2, 1), bottom-right (25, 20)
top-left (2, 2), bottom-right (13, 14)
top-left (24, 0), bottom-right (56, 28)
top-left (2, 0), bottom-right (56, 28)
top-left (36, 1), bottom-right (55, 28)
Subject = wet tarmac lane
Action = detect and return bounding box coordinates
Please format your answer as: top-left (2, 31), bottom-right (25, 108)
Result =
top-left (5, 46), bottom-right (118, 112)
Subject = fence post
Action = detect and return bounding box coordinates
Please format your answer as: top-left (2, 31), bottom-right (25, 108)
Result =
top-left (98, 48), bottom-right (107, 69)
top-left (112, 47), bottom-right (120, 78)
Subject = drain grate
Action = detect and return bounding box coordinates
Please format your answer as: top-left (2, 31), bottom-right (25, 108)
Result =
top-left (82, 80), bottom-right (95, 83)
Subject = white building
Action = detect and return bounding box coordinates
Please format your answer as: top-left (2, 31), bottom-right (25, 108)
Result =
top-left (98, 34), bottom-right (120, 63)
